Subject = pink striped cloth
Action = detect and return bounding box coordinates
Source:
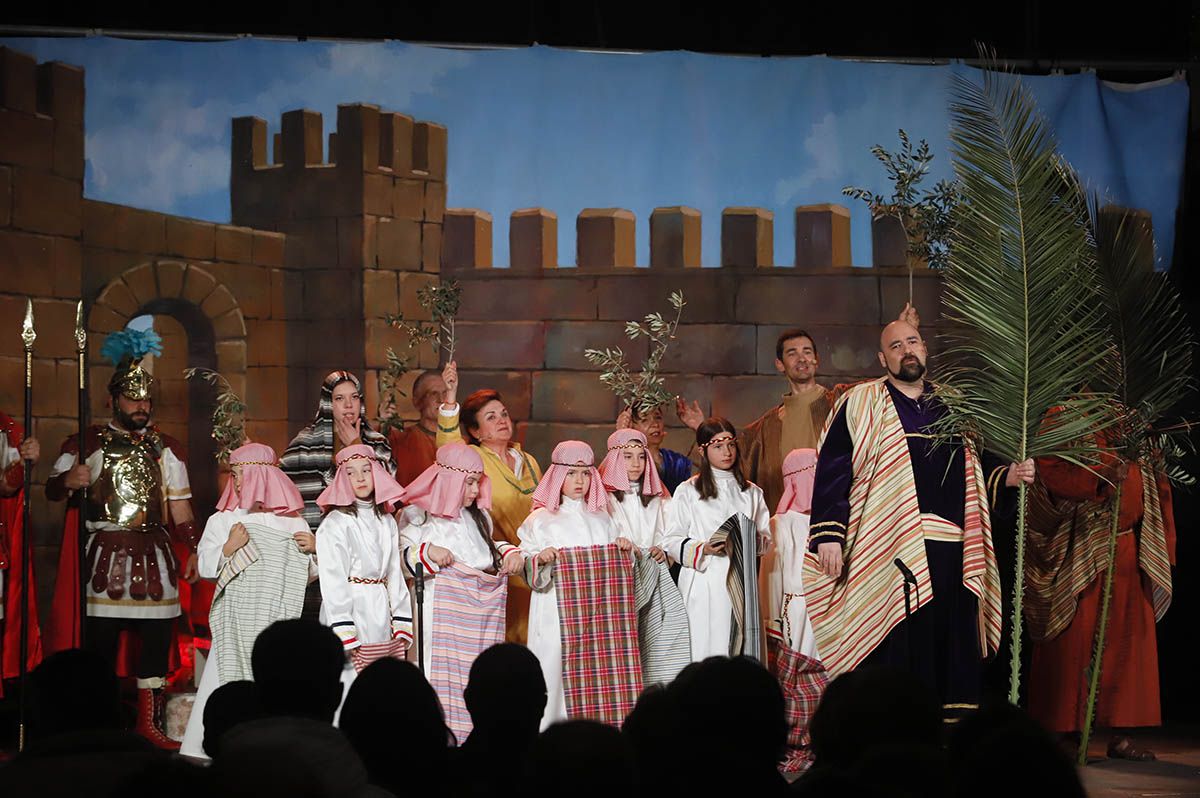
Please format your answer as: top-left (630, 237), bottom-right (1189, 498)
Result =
top-left (429, 562), bottom-right (508, 742)
top-left (556, 544), bottom-right (642, 727)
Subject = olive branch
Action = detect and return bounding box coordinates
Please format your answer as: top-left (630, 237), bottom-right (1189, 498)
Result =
top-left (378, 280), bottom-right (462, 435)
top-left (183, 367), bottom-right (246, 463)
top-left (584, 290), bottom-right (686, 416)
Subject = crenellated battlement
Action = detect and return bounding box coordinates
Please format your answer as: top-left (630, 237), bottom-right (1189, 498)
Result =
top-left (0, 46), bottom-right (85, 126)
top-left (230, 103), bottom-right (447, 245)
top-left (231, 104), bottom-right (446, 176)
top-left (442, 202), bottom-right (898, 270)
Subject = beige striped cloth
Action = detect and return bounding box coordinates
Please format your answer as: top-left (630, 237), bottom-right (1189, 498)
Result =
top-left (1024, 459), bottom-right (1171, 642)
top-left (801, 379), bottom-right (1002, 676)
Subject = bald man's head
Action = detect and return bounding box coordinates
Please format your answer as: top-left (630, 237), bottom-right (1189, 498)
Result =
top-left (878, 320), bottom-right (927, 384)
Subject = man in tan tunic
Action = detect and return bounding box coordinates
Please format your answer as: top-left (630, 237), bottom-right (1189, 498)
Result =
top-left (741, 329), bottom-right (836, 510)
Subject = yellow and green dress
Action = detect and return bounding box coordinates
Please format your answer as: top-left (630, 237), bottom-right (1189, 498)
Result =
top-left (438, 404), bottom-right (542, 643)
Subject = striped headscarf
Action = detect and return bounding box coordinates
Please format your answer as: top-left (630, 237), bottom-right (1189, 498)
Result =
top-left (279, 370), bottom-right (395, 532)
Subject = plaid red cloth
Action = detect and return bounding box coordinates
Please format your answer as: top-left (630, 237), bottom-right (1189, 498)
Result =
top-left (556, 544), bottom-right (643, 726)
top-left (768, 637), bottom-right (828, 774)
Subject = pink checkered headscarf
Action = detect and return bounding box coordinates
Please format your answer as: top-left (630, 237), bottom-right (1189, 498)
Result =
top-left (216, 442), bottom-right (305, 515)
top-left (402, 443), bottom-right (493, 519)
top-left (316, 444), bottom-right (406, 512)
top-left (776, 448), bottom-right (818, 515)
top-left (597, 429), bottom-right (667, 498)
top-left (530, 440), bottom-right (606, 513)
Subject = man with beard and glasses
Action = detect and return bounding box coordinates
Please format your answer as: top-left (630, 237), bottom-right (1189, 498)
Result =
top-left (803, 317), bottom-right (1035, 721)
top-left (44, 337), bottom-right (200, 749)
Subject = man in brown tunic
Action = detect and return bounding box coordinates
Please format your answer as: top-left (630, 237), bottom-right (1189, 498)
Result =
top-left (741, 329), bottom-right (836, 510)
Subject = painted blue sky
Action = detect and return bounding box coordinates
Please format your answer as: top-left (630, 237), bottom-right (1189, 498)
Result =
top-left (2, 37), bottom-right (1189, 268)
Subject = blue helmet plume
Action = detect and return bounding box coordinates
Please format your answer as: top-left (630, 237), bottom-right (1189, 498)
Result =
top-left (100, 328), bottom-right (164, 366)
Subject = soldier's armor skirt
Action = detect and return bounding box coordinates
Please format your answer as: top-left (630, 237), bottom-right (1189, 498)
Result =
top-left (83, 427), bottom-right (180, 619)
top-left (84, 528), bottom-right (180, 619)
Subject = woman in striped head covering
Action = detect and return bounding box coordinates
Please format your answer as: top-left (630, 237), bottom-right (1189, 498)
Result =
top-left (280, 371), bottom-right (396, 534)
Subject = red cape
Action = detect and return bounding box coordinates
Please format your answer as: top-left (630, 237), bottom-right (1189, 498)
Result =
top-left (0, 415), bottom-right (43, 696)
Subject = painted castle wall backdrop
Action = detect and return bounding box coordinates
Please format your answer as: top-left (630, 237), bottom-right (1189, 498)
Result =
top-left (0, 45), bottom-right (1152, 618)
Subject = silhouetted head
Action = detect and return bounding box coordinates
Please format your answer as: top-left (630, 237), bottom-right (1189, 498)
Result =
top-left (945, 701), bottom-right (1085, 798)
top-left (529, 721), bottom-right (636, 797)
top-left (340, 658), bottom-right (451, 793)
top-left (212, 716), bottom-right (372, 798)
top-left (669, 656), bottom-right (787, 790)
top-left (464, 643), bottom-right (547, 741)
top-left (28, 648), bottom-right (123, 739)
top-left (251, 619), bottom-right (344, 723)
top-left (808, 665), bottom-right (941, 772)
top-left (202, 680), bottom-right (262, 759)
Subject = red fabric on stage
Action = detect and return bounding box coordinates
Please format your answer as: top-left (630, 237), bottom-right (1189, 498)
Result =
top-left (767, 637), bottom-right (827, 773)
top-left (555, 544), bottom-right (642, 727)
top-left (1029, 532), bottom-right (1161, 732)
top-left (0, 415), bottom-right (43, 695)
top-left (389, 425), bottom-right (438, 488)
top-left (45, 505), bottom-right (82, 656)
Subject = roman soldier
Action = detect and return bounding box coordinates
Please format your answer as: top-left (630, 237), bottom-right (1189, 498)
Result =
top-left (45, 329), bottom-right (199, 749)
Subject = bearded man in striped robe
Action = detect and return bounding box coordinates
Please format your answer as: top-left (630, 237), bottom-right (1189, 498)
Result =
top-left (803, 318), bottom-right (1035, 719)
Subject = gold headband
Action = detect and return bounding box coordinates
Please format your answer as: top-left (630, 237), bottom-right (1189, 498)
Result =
top-left (607, 442), bottom-right (647, 451)
top-left (783, 464), bottom-right (816, 477)
top-left (700, 434), bottom-right (736, 449)
top-left (438, 462), bottom-right (484, 475)
top-left (232, 460), bottom-right (280, 468)
top-left (552, 460), bottom-right (593, 467)
top-left (339, 453), bottom-right (380, 465)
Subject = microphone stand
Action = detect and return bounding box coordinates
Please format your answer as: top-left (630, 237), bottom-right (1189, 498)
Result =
top-left (414, 562), bottom-right (425, 675)
top-left (894, 557), bottom-right (918, 620)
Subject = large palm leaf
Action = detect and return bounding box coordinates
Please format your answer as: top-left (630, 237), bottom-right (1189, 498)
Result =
top-left (1074, 201), bottom-right (1194, 762)
top-left (1090, 202), bottom-right (1195, 460)
top-left (933, 64), bottom-right (1117, 703)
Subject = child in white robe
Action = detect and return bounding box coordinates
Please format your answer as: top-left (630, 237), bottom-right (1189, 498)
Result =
top-left (314, 444), bottom-right (412, 719)
top-left (762, 448), bottom-right (821, 659)
top-left (663, 417), bottom-right (770, 661)
top-left (180, 442), bottom-right (315, 759)
top-left (762, 447), bottom-right (826, 772)
top-left (517, 440), bottom-right (632, 729)
top-left (397, 442), bottom-right (525, 675)
top-left (598, 428), bottom-right (670, 560)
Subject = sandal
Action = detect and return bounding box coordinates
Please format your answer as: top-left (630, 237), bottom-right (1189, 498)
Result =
top-left (1107, 735), bottom-right (1156, 761)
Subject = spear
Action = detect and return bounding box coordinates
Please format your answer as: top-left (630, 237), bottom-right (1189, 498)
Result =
top-left (18, 299), bottom-right (35, 752)
top-left (75, 301), bottom-right (87, 647)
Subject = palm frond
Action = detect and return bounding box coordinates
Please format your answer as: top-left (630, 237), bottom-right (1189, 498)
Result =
top-left (932, 58), bottom-right (1121, 704)
top-left (1089, 201), bottom-right (1196, 469)
top-left (933, 65), bottom-right (1117, 462)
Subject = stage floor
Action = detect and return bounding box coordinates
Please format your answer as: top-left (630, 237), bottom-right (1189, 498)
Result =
top-left (1080, 731), bottom-right (1200, 797)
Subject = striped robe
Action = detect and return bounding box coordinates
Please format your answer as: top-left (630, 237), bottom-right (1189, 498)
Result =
top-left (803, 378), bottom-right (1003, 683)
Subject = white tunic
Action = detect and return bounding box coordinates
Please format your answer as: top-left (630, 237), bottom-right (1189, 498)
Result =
top-left (763, 511), bottom-right (820, 659)
top-left (662, 469), bottom-right (771, 661)
top-left (180, 508), bottom-right (316, 759)
top-left (517, 498), bottom-right (617, 729)
top-left (397, 505), bottom-right (504, 674)
top-left (316, 501), bottom-right (412, 718)
top-left (605, 486), bottom-right (669, 551)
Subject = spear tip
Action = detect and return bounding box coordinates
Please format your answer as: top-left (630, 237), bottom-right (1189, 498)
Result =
top-left (20, 298), bottom-right (35, 349)
top-left (74, 300), bottom-right (87, 352)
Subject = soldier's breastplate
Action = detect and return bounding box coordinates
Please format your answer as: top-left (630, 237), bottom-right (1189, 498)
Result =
top-left (87, 429), bottom-right (166, 530)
